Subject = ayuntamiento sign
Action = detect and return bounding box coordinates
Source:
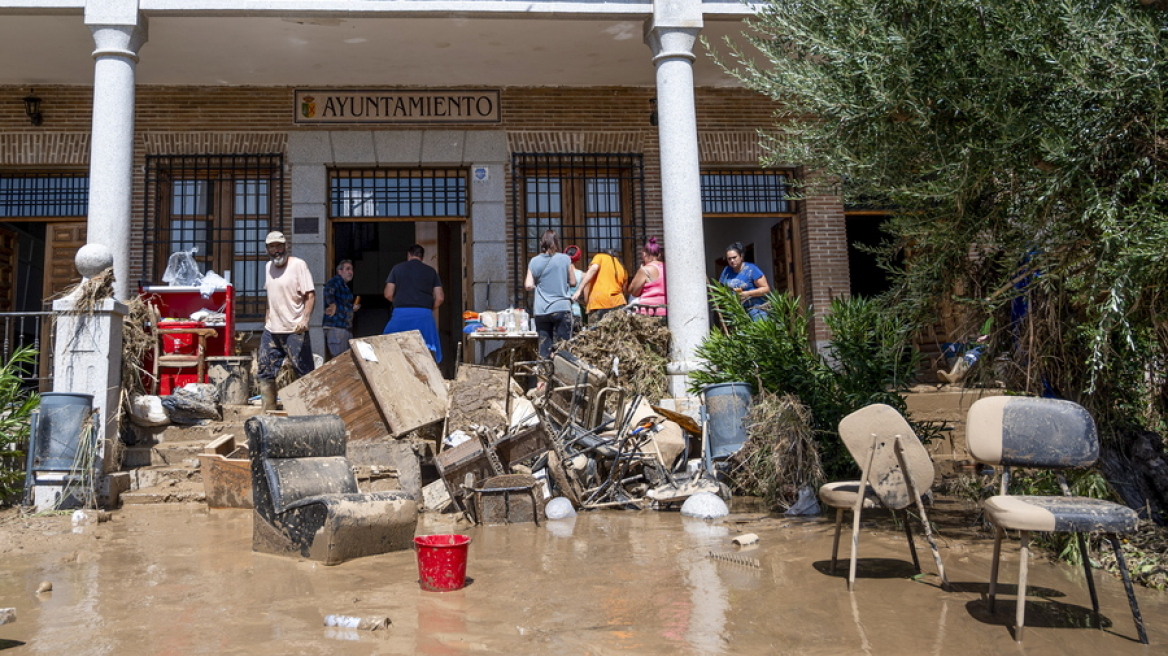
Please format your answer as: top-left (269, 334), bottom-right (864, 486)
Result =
top-left (294, 89), bottom-right (500, 124)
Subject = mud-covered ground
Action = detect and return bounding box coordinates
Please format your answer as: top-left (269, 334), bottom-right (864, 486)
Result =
top-left (1, 500), bottom-right (1165, 655)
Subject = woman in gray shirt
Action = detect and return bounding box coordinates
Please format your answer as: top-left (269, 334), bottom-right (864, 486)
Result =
top-left (525, 230), bottom-right (577, 359)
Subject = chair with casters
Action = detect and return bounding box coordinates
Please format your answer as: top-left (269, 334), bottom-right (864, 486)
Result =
top-left (819, 403), bottom-right (948, 591)
top-left (966, 395), bottom-right (1147, 644)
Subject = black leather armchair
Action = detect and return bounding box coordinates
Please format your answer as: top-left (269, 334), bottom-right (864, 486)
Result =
top-left (247, 413), bottom-right (418, 565)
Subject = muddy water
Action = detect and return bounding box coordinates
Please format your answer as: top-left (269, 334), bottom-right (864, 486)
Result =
top-left (0, 505), bottom-right (1164, 655)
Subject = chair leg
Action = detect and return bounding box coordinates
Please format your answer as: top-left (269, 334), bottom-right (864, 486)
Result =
top-left (901, 509), bottom-right (921, 574)
top-left (1107, 534), bottom-right (1149, 644)
top-left (895, 439), bottom-right (947, 590)
top-left (988, 525), bottom-right (1003, 613)
top-left (848, 501), bottom-right (864, 592)
top-left (830, 507), bottom-right (844, 573)
top-left (848, 445), bottom-right (878, 592)
top-left (1015, 530), bottom-right (1030, 643)
top-left (1076, 532), bottom-right (1100, 624)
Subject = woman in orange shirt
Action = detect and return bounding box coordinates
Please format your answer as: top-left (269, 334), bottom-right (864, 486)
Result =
top-left (574, 248), bottom-right (627, 324)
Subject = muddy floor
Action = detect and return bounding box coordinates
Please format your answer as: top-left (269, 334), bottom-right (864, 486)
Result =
top-left (0, 502), bottom-right (1165, 655)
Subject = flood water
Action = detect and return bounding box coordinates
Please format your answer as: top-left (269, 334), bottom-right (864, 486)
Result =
top-left (0, 504), bottom-right (1164, 654)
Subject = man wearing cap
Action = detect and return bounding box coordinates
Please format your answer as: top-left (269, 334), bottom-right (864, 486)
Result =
top-left (258, 231), bottom-right (316, 410)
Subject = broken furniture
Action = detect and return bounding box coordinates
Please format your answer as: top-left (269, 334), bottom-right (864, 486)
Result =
top-left (247, 413), bottom-right (418, 565)
top-left (198, 434), bottom-right (251, 509)
top-left (462, 330), bottom-right (539, 365)
top-left (150, 305), bottom-right (219, 395)
top-left (967, 396), bottom-right (1147, 644)
top-left (819, 403), bottom-right (948, 592)
top-left (281, 332), bottom-right (447, 439)
top-left (141, 284), bottom-right (234, 395)
top-left (467, 473), bottom-right (544, 525)
top-left (435, 420), bottom-right (551, 522)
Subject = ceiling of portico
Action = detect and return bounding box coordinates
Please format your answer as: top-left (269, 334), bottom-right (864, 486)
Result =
top-left (0, 13), bottom-right (753, 88)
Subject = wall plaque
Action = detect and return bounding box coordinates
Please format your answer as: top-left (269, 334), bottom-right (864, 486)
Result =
top-left (294, 89), bottom-right (500, 125)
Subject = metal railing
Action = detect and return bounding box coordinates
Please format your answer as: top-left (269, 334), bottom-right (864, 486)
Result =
top-left (0, 311), bottom-right (53, 390)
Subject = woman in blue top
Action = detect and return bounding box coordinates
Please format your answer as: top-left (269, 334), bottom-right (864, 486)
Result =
top-left (718, 242), bottom-right (771, 320)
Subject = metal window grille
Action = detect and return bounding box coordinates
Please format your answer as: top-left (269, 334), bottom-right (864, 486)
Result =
top-left (0, 173), bottom-right (88, 218)
top-left (511, 153), bottom-right (645, 307)
top-left (328, 168), bottom-right (467, 219)
top-left (701, 170), bottom-right (792, 215)
top-left (0, 311), bottom-right (53, 391)
top-left (143, 154), bottom-right (285, 320)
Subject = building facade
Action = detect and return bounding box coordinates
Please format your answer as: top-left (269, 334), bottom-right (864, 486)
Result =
top-left (0, 0), bottom-right (875, 387)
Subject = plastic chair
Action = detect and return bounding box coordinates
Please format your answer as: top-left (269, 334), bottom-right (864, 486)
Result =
top-left (247, 413), bottom-right (418, 565)
top-left (966, 396), bottom-right (1147, 644)
top-left (819, 403), bottom-right (948, 591)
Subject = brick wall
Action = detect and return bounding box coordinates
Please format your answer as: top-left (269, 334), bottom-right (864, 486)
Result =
top-left (0, 84), bottom-right (851, 343)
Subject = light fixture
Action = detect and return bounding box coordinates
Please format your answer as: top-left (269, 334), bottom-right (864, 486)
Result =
top-left (649, 98), bottom-right (658, 127)
top-left (23, 91), bottom-right (43, 126)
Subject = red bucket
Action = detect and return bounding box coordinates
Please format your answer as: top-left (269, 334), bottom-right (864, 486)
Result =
top-left (414, 534), bottom-right (472, 592)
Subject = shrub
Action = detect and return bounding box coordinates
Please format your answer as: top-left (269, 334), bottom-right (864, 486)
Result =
top-left (0, 347), bottom-right (39, 504)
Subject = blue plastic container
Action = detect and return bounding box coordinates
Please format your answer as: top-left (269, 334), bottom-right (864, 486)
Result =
top-left (702, 382), bottom-right (752, 460)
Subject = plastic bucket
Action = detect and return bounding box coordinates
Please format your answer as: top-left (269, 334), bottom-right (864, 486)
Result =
top-left (29, 393), bottom-right (95, 472)
top-left (414, 534), bottom-right (472, 592)
top-left (702, 382), bottom-right (752, 459)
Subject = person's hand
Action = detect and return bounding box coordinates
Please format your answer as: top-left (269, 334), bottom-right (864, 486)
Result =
top-left (353, 303), bottom-right (361, 312)
top-left (324, 303), bottom-right (336, 317)
top-left (294, 320), bottom-right (309, 334)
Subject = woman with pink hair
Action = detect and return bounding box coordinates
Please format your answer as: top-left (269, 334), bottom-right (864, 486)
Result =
top-left (627, 236), bottom-right (666, 317)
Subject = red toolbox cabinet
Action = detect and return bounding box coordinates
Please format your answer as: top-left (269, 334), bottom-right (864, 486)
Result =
top-left (140, 285), bottom-right (235, 394)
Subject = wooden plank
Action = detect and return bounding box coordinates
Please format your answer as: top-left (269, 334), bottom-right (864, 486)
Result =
top-left (281, 350), bottom-right (391, 441)
top-left (350, 331), bottom-right (448, 437)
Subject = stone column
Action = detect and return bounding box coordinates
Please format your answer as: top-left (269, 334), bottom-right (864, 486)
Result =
top-left (646, 0), bottom-right (708, 398)
top-left (85, 0), bottom-right (148, 301)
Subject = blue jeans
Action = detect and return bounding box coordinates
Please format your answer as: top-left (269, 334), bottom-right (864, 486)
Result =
top-left (534, 311), bottom-right (573, 359)
top-left (258, 330), bottom-right (315, 380)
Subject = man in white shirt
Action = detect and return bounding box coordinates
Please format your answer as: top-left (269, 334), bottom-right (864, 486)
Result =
top-left (257, 231), bottom-right (315, 410)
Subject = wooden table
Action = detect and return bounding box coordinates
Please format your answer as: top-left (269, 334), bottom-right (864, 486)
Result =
top-left (462, 331), bottom-right (539, 364)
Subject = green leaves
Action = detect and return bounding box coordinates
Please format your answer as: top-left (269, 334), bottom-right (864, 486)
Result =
top-left (713, 0), bottom-right (1168, 437)
top-left (0, 346), bottom-right (39, 503)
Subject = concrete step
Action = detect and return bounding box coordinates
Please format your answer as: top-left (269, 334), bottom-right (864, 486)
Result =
top-left (126, 464), bottom-right (202, 491)
top-left (122, 440), bottom-right (209, 468)
top-left (120, 481), bottom-right (206, 505)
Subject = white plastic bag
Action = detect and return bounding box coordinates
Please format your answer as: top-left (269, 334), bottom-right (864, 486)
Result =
top-left (161, 249), bottom-right (203, 287)
top-left (129, 394), bottom-right (170, 427)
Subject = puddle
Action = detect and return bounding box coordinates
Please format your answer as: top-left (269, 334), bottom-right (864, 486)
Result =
top-left (0, 504), bottom-right (1164, 654)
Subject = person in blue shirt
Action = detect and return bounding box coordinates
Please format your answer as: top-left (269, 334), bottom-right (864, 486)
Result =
top-left (718, 242), bottom-right (771, 320)
top-left (322, 259), bottom-right (359, 359)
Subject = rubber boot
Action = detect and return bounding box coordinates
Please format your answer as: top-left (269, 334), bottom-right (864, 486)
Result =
top-left (260, 379), bottom-right (278, 412)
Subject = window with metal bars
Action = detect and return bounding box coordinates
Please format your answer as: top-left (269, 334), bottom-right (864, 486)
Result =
top-left (328, 168), bottom-right (468, 219)
top-left (511, 153), bottom-right (645, 307)
top-left (701, 170), bottom-right (793, 215)
top-left (0, 172), bottom-right (88, 217)
top-left (143, 154), bottom-right (285, 320)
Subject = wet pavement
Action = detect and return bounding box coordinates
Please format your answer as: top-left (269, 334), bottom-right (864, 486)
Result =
top-left (0, 503), bottom-right (1164, 654)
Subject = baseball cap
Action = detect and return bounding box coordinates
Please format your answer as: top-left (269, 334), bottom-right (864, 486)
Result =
top-left (265, 231), bottom-right (287, 245)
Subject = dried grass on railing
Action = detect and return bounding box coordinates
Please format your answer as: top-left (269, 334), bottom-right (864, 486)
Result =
top-left (725, 390), bottom-right (825, 511)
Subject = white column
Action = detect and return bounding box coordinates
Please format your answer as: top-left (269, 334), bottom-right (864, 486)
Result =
top-left (85, 0), bottom-right (148, 301)
top-left (646, 0), bottom-right (708, 398)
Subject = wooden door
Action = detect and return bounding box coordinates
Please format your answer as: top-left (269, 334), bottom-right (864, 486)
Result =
top-left (44, 222), bottom-right (87, 302)
top-left (771, 217), bottom-right (803, 298)
top-left (0, 226), bottom-right (15, 313)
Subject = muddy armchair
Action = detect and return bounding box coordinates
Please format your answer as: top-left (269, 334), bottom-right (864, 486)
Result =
top-left (247, 414), bottom-right (417, 565)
